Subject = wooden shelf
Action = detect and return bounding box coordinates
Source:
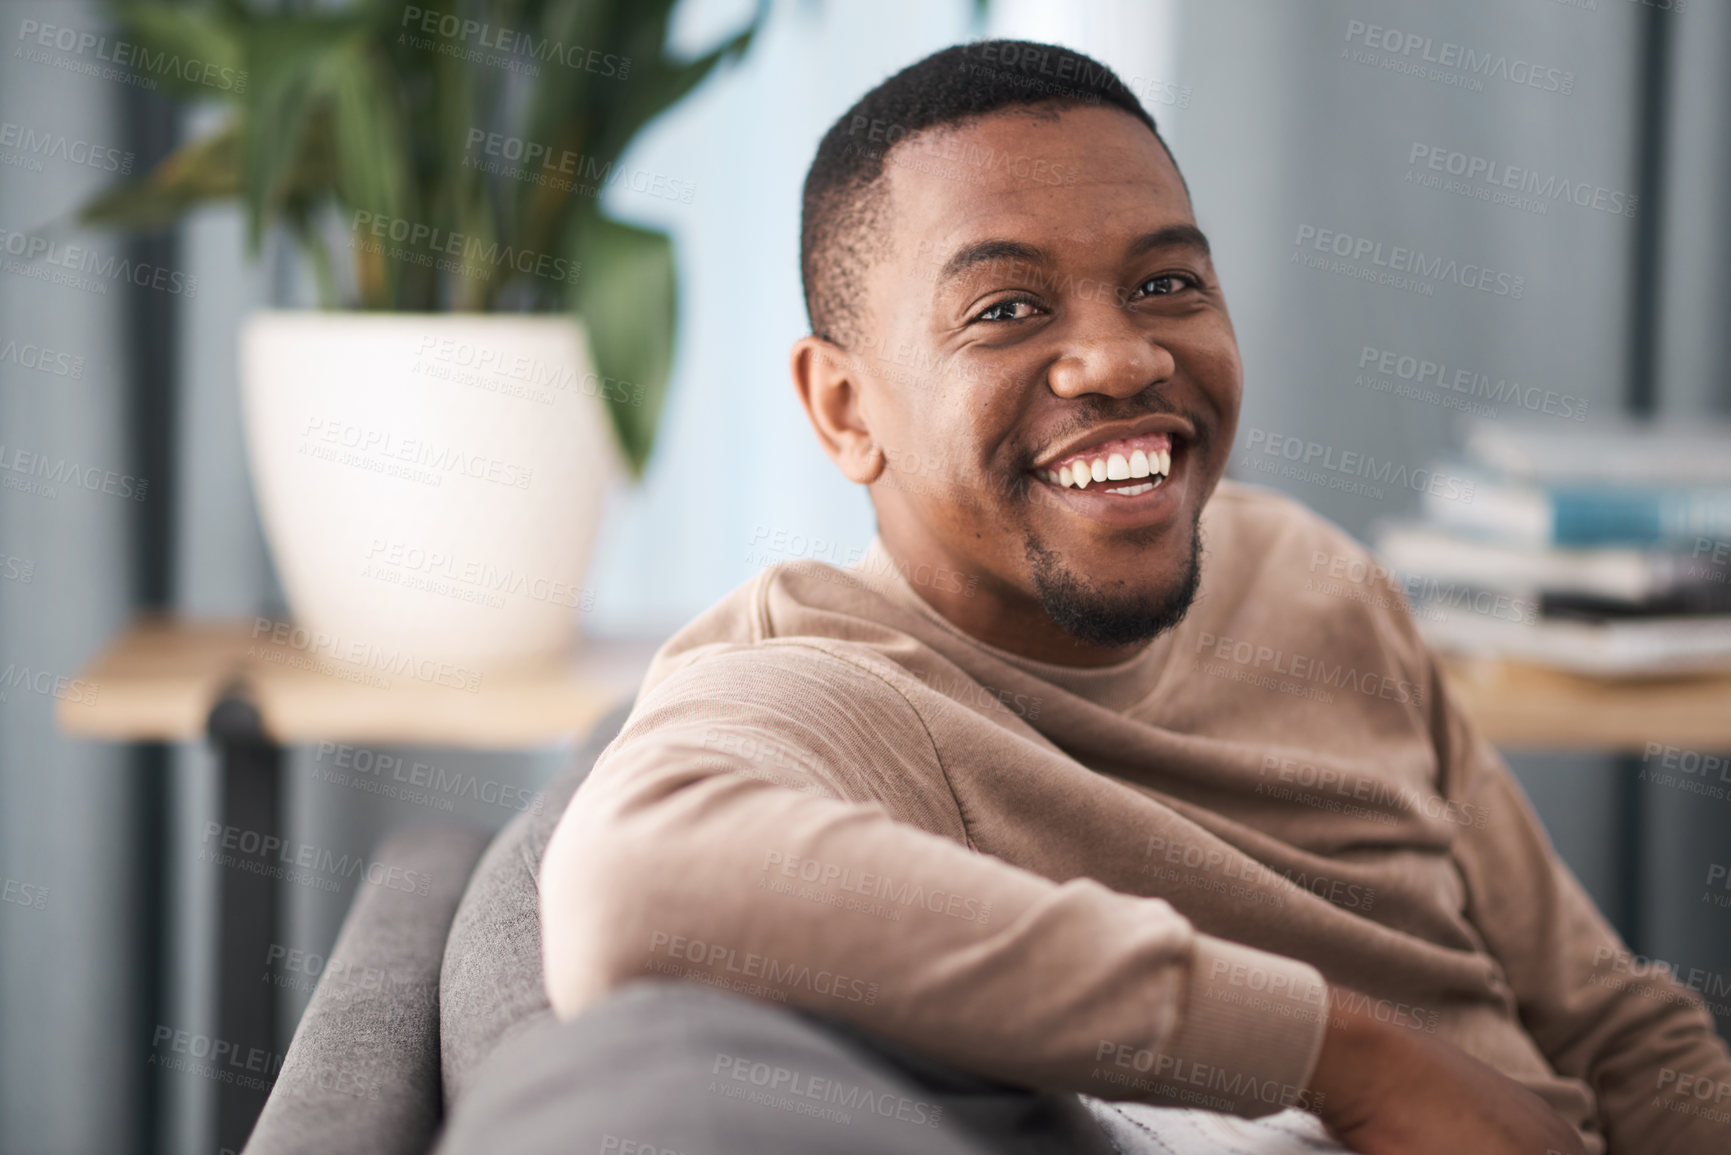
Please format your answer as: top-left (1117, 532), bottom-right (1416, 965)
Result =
top-left (56, 616), bottom-right (660, 749)
top-left (56, 618), bottom-right (1731, 755)
top-left (1438, 655), bottom-right (1731, 753)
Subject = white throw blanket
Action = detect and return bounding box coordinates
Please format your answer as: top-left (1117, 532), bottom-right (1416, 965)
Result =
top-left (1080, 1098), bottom-right (1353, 1155)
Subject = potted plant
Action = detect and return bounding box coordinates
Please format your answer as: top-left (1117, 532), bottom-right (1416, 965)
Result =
top-left (82, 0), bottom-right (764, 667)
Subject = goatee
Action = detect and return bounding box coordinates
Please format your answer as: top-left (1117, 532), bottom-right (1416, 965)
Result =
top-left (1022, 511), bottom-right (1204, 648)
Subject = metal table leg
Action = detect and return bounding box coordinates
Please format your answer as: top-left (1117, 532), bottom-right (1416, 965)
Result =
top-left (206, 684), bottom-right (283, 1154)
top-left (1616, 751), bottom-right (1648, 953)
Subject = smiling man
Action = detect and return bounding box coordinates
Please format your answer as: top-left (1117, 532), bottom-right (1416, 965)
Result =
top-left (505, 40), bottom-right (1731, 1155)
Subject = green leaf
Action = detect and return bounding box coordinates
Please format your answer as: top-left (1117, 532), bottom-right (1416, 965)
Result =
top-left (109, 1), bottom-right (247, 101)
top-left (237, 14), bottom-right (364, 250)
top-left (571, 0), bottom-right (764, 165)
top-left (79, 119), bottom-right (243, 230)
top-left (329, 41), bottom-right (413, 307)
top-left (575, 216), bottom-right (676, 478)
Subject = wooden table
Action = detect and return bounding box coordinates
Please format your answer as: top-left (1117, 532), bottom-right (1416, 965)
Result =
top-left (68, 621), bottom-right (1730, 755)
top-left (56, 616), bottom-right (660, 747)
top-left (1437, 655), bottom-right (1731, 752)
top-left (57, 616), bottom-right (660, 1153)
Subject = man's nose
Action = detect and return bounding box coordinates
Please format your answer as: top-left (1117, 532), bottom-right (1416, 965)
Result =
top-left (1045, 307), bottom-right (1175, 400)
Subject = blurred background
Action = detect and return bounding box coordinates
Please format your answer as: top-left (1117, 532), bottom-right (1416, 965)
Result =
top-left (2, 0), bottom-right (1728, 1151)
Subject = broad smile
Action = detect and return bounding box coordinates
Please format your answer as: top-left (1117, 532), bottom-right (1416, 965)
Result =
top-left (1024, 424), bottom-right (1196, 528)
top-left (1034, 431), bottom-right (1173, 495)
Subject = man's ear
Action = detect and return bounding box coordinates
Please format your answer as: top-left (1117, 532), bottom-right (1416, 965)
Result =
top-left (790, 336), bottom-right (885, 485)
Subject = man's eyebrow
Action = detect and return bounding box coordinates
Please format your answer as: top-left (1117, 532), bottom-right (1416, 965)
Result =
top-left (934, 225), bottom-right (1212, 288)
top-left (936, 239), bottom-right (1048, 286)
top-left (1127, 224), bottom-right (1212, 260)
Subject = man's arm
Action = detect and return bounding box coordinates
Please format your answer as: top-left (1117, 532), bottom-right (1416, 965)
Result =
top-left (538, 643), bottom-right (1329, 1117)
top-left (1435, 656), bottom-right (1731, 1154)
top-left (540, 640), bottom-right (1592, 1152)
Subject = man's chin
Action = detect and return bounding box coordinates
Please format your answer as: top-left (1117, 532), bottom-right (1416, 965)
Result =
top-left (1022, 520), bottom-right (1204, 650)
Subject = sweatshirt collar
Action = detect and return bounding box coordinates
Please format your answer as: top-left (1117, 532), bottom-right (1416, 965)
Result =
top-left (848, 536), bottom-right (1171, 711)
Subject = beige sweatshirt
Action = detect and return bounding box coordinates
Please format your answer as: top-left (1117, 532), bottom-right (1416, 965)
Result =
top-left (540, 481), bottom-right (1731, 1154)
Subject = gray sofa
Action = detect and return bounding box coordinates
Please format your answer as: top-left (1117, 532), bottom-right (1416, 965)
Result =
top-left (242, 701), bottom-right (635, 1155)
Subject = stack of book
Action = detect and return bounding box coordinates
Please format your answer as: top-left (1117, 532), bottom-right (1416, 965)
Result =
top-left (1373, 419), bottom-right (1731, 677)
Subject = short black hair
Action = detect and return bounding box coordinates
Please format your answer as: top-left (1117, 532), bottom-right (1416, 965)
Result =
top-left (799, 39), bottom-right (1174, 349)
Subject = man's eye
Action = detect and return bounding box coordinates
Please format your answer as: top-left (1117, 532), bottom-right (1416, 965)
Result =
top-left (974, 296), bottom-right (1040, 323)
top-left (1137, 273), bottom-right (1196, 297)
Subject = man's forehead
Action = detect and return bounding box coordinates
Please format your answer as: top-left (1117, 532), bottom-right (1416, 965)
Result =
top-left (877, 105), bottom-right (1191, 273)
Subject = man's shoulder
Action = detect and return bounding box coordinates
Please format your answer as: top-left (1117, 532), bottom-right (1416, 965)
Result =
top-left (1192, 480), bottom-right (1433, 683)
top-left (613, 574), bottom-right (950, 806)
top-left (636, 564), bottom-right (921, 707)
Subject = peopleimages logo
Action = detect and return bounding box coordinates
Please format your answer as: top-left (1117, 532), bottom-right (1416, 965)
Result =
top-left (0, 121), bottom-right (133, 175)
top-left (646, 930), bottom-right (880, 1006)
top-left (15, 18), bottom-right (248, 93)
top-left (350, 211), bottom-right (581, 287)
top-left (1356, 345), bottom-right (1589, 421)
top-left (1342, 19), bottom-right (1575, 95)
top-left (1407, 143), bottom-right (1637, 218)
top-left (1241, 428), bottom-right (1478, 505)
top-left (0, 442), bottom-right (149, 501)
top-left (299, 416), bottom-right (536, 490)
top-left (0, 226), bottom-right (197, 297)
top-left (463, 129), bottom-right (695, 204)
top-left (414, 334), bottom-right (646, 408)
top-left (397, 6), bottom-right (629, 78)
top-left (1193, 631), bottom-right (1426, 709)
top-left (759, 849), bottom-right (993, 925)
top-left (709, 1053), bottom-right (947, 1129)
top-left (1293, 225), bottom-right (1526, 299)
top-left (200, 821), bottom-right (434, 896)
top-left (0, 336), bottom-right (84, 378)
top-left (0, 663), bottom-right (99, 706)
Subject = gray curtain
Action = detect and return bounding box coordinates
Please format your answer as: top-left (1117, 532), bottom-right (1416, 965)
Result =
top-left (0, 3), bottom-right (151, 1151)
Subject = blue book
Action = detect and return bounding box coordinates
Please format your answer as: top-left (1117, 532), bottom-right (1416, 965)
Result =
top-left (1425, 475), bottom-right (1731, 548)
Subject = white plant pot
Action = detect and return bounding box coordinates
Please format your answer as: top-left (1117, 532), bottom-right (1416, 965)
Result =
top-left (240, 311), bottom-right (621, 669)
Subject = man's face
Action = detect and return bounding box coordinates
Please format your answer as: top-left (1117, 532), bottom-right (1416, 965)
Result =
top-left (842, 103), bottom-right (1242, 663)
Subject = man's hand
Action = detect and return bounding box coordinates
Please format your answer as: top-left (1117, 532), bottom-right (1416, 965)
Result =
top-left (1306, 988), bottom-right (1586, 1155)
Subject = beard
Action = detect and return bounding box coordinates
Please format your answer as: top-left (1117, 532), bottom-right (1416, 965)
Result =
top-left (1021, 509), bottom-right (1204, 648)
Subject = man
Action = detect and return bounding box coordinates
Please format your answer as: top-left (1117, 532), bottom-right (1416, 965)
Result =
top-left (450, 40), bottom-right (1730, 1155)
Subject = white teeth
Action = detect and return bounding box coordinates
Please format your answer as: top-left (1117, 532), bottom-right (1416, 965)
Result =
top-left (1048, 445), bottom-right (1173, 492)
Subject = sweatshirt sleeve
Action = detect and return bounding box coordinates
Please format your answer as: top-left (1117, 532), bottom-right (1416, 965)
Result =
top-left (1437, 657), bottom-right (1731, 1154)
top-left (540, 642), bottom-right (1330, 1117)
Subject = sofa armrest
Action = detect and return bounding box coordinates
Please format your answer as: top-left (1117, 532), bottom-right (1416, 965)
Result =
top-left (243, 823), bottom-right (492, 1155)
top-left (439, 700), bottom-right (635, 1103)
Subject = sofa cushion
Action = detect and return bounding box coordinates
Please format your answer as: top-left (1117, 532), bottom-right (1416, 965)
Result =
top-left (438, 701), bottom-right (633, 1105)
